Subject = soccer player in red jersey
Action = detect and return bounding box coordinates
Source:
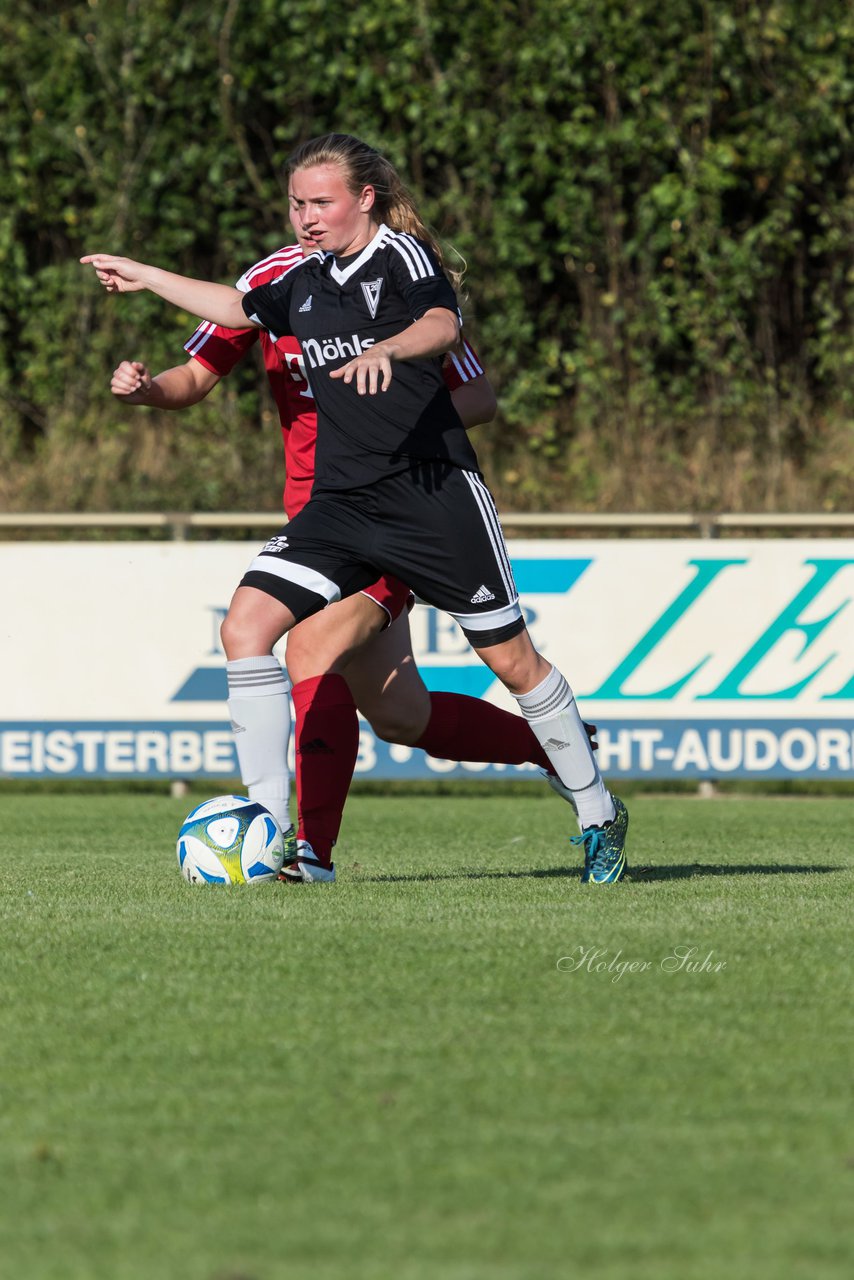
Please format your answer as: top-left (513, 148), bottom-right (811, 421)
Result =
top-left (84, 134), bottom-right (628, 884)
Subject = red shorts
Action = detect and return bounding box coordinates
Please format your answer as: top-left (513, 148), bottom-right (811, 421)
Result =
top-left (361, 574), bottom-right (414, 626)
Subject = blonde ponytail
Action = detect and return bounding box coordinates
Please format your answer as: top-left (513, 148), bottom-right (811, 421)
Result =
top-left (287, 133), bottom-right (463, 291)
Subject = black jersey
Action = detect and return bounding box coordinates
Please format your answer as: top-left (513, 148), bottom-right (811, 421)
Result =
top-left (242, 223), bottom-right (481, 491)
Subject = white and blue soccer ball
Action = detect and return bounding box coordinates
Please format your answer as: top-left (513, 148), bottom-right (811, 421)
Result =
top-left (177, 795), bottom-right (284, 885)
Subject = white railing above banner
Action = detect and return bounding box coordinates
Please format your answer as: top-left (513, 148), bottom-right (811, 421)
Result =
top-left (2, 511), bottom-right (854, 538)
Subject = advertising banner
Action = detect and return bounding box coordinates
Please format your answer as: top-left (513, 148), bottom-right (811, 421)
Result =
top-left (2, 540), bottom-right (853, 780)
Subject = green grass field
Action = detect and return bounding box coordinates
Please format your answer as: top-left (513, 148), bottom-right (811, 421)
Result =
top-left (1, 789), bottom-right (851, 1280)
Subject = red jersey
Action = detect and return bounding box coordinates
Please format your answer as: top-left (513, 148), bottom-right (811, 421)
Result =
top-left (184, 245), bottom-right (485, 517)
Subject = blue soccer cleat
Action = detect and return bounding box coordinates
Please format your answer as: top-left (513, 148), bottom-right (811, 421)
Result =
top-left (571, 797), bottom-right (629, 884)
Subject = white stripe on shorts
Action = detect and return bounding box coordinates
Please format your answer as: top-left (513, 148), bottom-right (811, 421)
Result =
top-left (450, 600), bottom-right (523, 633)
top-left (246, 555), bottom-right (342, 605)
top-left (461, 471), bottom-right (518, 602)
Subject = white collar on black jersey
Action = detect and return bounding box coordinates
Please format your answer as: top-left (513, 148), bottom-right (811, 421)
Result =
top-left (326, 223), bottom-right (391, 285)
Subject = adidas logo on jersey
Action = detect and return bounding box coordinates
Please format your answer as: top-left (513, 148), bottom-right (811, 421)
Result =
top-left (470, 585), bottom-right (496, 604)
top-left (303, 333), bottom-right (376, 370)
top-left (541, 737), bottom-right (572, 752)
top-left (298, 295), bottom-right (313, 312)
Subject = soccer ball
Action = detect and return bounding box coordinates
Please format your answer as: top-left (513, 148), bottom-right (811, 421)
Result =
top-left (177, 795), bottom-right (284, 885)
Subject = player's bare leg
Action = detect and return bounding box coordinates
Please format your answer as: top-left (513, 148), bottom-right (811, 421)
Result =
top-left (285, 591), bottom-right (388, 678)
top-left (341, 611), bottom-right (431, 744)
top-left (221, 585), bottom-right (298, 658)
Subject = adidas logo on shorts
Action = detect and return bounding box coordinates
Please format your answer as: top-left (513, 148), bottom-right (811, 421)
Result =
top-left (470, 584), bottom-right (496, 604)
top-left (299, 295), bottom-right (313, 313)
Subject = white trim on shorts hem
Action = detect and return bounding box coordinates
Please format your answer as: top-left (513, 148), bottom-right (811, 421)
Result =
top-left (247, 555), bottom-right (341, 604)
top-left (450, 599), bottom-right (522, 632)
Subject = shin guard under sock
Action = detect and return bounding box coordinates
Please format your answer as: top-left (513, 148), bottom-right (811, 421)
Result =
top-left (226, 656), bottom-right (292, 834)
top-left (514, 666), bottom-right (614, 828)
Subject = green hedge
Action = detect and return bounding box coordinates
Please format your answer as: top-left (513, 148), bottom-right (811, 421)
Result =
top-left (1, 0), bottom-right (851, 513)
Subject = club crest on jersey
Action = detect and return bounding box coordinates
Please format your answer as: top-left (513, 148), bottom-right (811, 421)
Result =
top-left (303, 334), bottom-right (376, 370)
top-left (361, 278), bottom-right (383, 319)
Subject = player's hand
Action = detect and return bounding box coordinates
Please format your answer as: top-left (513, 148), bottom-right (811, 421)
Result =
top-left (111, 360), bottom-right (153, 402)
top-left (584, 721), bottom-right (599, 752)
top-left (80, 253), bottom-right (149, 293)
top-left (330, 349), bottom-right (393, 395)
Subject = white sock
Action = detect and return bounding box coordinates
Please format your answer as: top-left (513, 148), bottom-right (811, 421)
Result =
top-left (514, 665), bottom-right (615, 829)
top-left (226, 656), bottom-right (292, 833)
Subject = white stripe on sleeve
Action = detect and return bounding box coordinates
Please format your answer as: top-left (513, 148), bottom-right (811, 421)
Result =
top-left (236, 246), bottom-right (304, 292)
top-left (389, 236), bottom-right (428, 281)
top-left (397, 232), bottom-right (435, 277)
top-left (461, 340), bottom-right (482, 377)
top-left (184, 321), bottom-right (216, 356)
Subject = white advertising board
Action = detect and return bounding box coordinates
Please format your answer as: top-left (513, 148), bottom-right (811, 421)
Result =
top-left (2, 540), bottom-right (853, 780)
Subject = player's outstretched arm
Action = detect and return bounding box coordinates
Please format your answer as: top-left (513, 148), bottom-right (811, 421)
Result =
top-left (80, 254), bottom-right (255, 331)
top-left (111, 358), bottom-right (221, 408)
top-left (330, 306), bottom-right (460, 395)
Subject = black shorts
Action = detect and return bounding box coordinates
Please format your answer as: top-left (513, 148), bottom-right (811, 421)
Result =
top-left (240, 467), bottom-right (524, 646)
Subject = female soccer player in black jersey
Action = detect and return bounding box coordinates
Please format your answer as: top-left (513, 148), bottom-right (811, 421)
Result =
top-left (82, 133), bottom-right (629, 884)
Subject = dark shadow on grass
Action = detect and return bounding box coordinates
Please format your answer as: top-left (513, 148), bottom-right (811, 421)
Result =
top-left (354, 866), bottom-right (579, 883)
top-left (627, 863), bottom-right (845, 882)
top-left (352, 863), bottom-right (845, 884)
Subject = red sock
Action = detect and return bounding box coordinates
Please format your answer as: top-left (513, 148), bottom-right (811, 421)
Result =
top-left (414, 692), bottom-right (552, 770)
top-left (292, 674), bottom-right (359, 865)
